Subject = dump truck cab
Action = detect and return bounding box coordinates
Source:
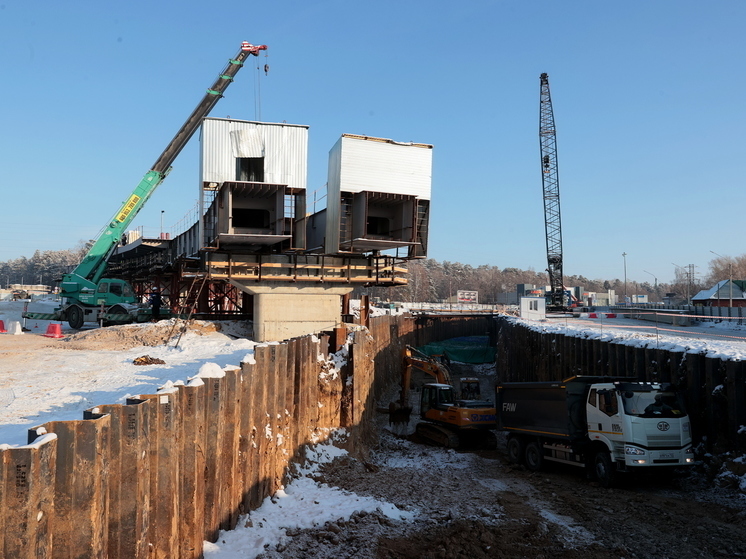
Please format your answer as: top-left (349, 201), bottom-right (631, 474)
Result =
top-left (586, 382), bottom-right (691, 469)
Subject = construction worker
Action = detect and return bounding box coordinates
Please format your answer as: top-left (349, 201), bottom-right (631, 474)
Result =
top-left (149, 288), bottom-right (162, 321)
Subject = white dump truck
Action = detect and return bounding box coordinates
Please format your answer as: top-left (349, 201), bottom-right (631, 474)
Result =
top-left (496, 376), bottom-right (695, 486)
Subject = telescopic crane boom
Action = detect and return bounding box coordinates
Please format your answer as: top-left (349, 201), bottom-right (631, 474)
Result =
top-left (70, 41), bottom-right (267, 285)
top-left (29, 41), bottom-right (267, 329)
top-left (539, 72), bottom-right (565, 311)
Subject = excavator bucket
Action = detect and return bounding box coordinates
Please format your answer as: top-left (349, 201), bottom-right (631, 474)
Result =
top-left (388, 402), bottom-right (412, 426)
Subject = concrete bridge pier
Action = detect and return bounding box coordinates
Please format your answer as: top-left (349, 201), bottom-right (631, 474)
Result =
top-left (231, 281), bottom-right (353, 342)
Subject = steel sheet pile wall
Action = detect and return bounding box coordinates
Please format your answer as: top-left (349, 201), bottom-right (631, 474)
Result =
top-left (0, 314), bottom-right (488, 558)
top-left (495, 317), bottom-right (746, 452)
top-left (366, 314), bottom-right (494, 406)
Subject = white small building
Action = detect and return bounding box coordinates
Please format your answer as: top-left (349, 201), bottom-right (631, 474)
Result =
top-left (520, 297), bottom-right (546, 320)
top-left (307, 134), bottom-right (432, 257)
top-left (193, 117), bottom-right (309, 256)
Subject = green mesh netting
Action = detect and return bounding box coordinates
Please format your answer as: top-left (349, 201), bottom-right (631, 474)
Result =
top-left (416, 335), bottom-right (495, 364)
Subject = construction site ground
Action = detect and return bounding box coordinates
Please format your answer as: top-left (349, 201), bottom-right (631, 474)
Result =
top-left (280, 431), bottom-right (745, 559)
top-left (1, 322), bottom-right (745, 558)
top-left (256, 359), bottom-right (746, 559)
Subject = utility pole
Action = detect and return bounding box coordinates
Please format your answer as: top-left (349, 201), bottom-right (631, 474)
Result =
top-left (710, 250), bottom-right (732, 309)
top-left (672, 263), bottom-right (694, 305)
top-left (643, 270), bottom-right (658, 302)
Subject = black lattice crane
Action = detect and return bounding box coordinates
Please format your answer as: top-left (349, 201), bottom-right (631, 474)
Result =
top-left (539, 72), bottom-right (565, 311)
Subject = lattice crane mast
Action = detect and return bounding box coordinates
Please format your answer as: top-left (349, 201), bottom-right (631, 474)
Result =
top-left (539, 72), bottom-right (565, 311)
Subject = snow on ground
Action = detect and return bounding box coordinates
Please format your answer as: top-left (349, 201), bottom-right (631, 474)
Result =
top-left (203, 432), bottom-right (415, 559)
top-left (0, 299), bottom-right (258, 446)
top-left (517, 314), bottom-right (746, 361)
top-left (3, 300), bottom-right (746, 557)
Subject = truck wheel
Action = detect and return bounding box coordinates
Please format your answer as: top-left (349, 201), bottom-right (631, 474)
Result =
top-left (67, 305), bottom-right (84, 329)
top-left (593, 450), bottom-right (616, 488)
top-left (524, 441), bottom-right (544, 472)
top-left (506, 436), bottom-right (525, 464)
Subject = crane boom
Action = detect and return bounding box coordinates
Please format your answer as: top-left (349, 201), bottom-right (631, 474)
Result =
top-left (539, 72), bottom-right (565, 310)
top-left (69, 41), bottom-right (267, 285)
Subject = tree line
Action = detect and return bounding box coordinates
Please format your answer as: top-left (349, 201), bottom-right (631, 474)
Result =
top-left (2, 245), bottom-right (742, 304)
top-left (0, 244), bottom-right (89, 289)
top-left (357, 256), bottom-right (745, 304)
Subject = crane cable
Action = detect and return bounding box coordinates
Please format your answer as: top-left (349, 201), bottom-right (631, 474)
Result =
top-left (254, 52), bottom-right (269, 121)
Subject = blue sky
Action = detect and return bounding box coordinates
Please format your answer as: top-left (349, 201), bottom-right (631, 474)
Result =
top-left (1, 1), bottom-right (743, 285)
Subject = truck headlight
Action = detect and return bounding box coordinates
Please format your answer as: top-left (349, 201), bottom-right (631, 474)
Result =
top-left (683, 422), bottom-right (690, 433)
top-left (625, 446), bottom-right (646, 456)
top-left (684, 446), bottom-right (694, 463)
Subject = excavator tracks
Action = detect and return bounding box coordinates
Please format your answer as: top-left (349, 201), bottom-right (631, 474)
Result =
top-left (415, 423), bottom-right (461, 449)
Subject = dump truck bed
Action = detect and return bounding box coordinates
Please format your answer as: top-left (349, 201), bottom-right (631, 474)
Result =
top-left (496, 381), bottom-right (571, 438)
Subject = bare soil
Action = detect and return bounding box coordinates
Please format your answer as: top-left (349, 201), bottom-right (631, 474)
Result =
top-left (254, 430), bottom-right (746, 559)
top-left (253, 358), bottom-right (746, 559)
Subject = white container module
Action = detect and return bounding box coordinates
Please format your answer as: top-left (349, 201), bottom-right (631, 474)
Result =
top-left (320, 134), bottom-right (433, 257)
top-left (199, 118), bottom-right (309, 253)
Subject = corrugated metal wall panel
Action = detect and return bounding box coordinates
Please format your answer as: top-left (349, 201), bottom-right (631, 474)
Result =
top-left (201, 118), bottom-right (308, 190)
top-left (324, 139), bottom-right (343, 253)
top-left (337, 136), bottom-right (432, 199)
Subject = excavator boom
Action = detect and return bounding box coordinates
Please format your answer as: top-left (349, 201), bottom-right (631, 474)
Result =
top-left (390, 345), bottom-right (496, 449)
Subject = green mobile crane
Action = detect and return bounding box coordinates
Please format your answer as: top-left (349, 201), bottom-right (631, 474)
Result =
top-left (25, 41), bottom-right (267, 329)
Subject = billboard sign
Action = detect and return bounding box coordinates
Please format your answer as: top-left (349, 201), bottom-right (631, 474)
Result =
top-left (457, 290), bottom-right (478, 304)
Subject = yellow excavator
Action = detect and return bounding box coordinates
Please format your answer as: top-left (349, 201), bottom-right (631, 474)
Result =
top-left (389, 346), bottom-right (496, 448)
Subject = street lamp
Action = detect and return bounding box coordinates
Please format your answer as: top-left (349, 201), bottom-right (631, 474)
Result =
top-left (622, 252), bottom-right (628, 305)
top-left (710, 250), bottom-right (732, 309)
top-left (160, 210), bottom-right (165, 239)
top-left (643, 270), bottom-right (657, 303)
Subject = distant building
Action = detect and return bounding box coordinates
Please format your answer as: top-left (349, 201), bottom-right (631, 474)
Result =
top-left (692, 280), bottom-right (746, 307)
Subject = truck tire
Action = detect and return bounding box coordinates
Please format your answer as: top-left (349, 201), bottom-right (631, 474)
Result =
top-left (67, 305), bottom-right (84, 330)
top-left (593, 450), bottom-right (616, 488)
top-left (524, 441), bottom-right (544, 472)
top-left (506, 435), bottom-right (525, 464)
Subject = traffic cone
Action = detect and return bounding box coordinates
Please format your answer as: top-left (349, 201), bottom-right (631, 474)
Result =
top-left (43, 323), bottom-right (64, 339)
top-left (0, 320), bottom-right (6, 333)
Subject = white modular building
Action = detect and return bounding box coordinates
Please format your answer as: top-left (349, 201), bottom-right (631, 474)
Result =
top-left (198, 118), bottom-right (309, 254)
top-left (307, 134), bottom-right (433, 257)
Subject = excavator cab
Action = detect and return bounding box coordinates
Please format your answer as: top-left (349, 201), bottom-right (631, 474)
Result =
top-left (421, 384), bottom-right (455, 414)
top-left (459, 377), bottom-right (482, 400)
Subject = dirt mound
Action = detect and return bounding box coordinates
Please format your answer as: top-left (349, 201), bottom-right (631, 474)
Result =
top-left (0, 319), bottom-right (251, 355)
top-left (61, 320), bottom-right (221, 351)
